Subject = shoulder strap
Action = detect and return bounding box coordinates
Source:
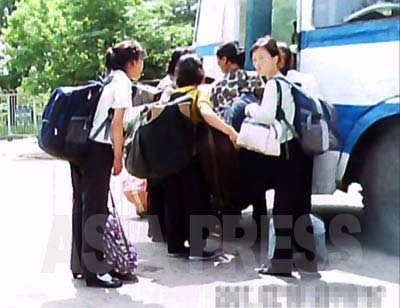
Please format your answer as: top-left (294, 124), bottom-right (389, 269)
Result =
top-left (109, 190), bottom-right (131, 251)
top-left (273, 77), bottom-right (299, 139)
top-left (91, 109), bottom-right (114, 140)
top-left (168, 93), bottom-right (193, 105)
top-left (90, 77), bottom-right (116, 140)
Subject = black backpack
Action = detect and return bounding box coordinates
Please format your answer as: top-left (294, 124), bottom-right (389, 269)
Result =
top-left (38, 78), bottom-right (112, 163)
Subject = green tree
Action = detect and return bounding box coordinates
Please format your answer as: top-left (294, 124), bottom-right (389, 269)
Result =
top-left (0, 0), bottom-right (17, 28)
top-left (271, 0), bottom-right (296, 44)
top-left (124, 0), bottom-right (195, 79)
top-left (4, 0), bottom-right (131, 94)
top-left (2, 0), bottom-right (195, 95)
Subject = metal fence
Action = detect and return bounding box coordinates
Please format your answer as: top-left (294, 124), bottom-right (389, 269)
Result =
top-left (0, 81), bottom-right (161, 139)
top-left (0, 90), bottom-right (46, 138)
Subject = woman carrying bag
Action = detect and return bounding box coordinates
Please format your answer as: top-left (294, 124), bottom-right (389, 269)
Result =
top-left (239, 36), bottom-right (318, 277)
top-left (160, 54), bottom-right (238, 260)
top-left (70, 39), bottom-right (146, 288)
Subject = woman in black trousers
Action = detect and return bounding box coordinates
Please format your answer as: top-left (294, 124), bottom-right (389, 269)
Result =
top-left (69, 39), bottom-right (146, 288)
top-left (241, 36), bottom-right (317, 277)
top-left (160, 54), bottom-right (239, 260)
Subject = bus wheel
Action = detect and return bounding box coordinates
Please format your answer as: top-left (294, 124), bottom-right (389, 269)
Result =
top-left (359, 121), bottom-right (400, 255)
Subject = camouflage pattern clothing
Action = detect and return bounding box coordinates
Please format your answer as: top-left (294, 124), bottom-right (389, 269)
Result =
top-left (210, 69), bottom-right (263, 116)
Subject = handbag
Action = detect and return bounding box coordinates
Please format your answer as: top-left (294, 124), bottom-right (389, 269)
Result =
top-left (125, 94), bottom-right (194, 179)
top-left (103, 191), bottom-right (138, 275)
top-left (237, 117), bottom-right (282, 156)
top-left (123, 175), bottom-right (148, 217)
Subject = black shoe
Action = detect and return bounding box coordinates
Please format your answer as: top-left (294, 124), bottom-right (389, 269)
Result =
top-left (257, 266), bottom-right (295, 278)
top-left (189, 250), bottom-right (218, 261)
top-left (168, 247), bottom-right (190, 258)
top-left (86, 274), bottom-right (123, 288)
top-left (72, 272), bottom-right (84, 279)
top-left (110, 270), bottom-right (139, 282)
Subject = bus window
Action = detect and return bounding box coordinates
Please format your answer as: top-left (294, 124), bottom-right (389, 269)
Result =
top-left (313, 0), bottom-right (400, 28)
top-left (193, 0), bottom-right (241, 46)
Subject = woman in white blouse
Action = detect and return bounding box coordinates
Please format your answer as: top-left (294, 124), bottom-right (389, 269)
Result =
top-left (70, 39), bottom-right (146, 288)
top-left (243, 36), bottom-right (318, 277)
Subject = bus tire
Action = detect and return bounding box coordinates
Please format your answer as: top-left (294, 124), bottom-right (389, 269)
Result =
top-left (359, 121), bottom-right (400, 255)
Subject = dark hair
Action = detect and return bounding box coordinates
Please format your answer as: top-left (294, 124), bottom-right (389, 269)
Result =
top-left (166, 47), bottom-right (196, 75)
top-left (175, 54), bottom-right (205, 87)
top-left (216, 42), bottom-right (245, 69)
top-left (291, 20), bottom-right (298, 44)
top-left (105, 39), bottom-right (146, 73)
top-left (278, 45), bottom-right (292, 75)
top-left (250, 36), bottom-right (280, 60)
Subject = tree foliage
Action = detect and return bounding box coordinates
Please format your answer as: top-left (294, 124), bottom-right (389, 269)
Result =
top-left (1, 0), bottom-right (195, 94)
top-left (1, 0), bottom-right (298, 94)
top-left (0, 0), bottom-right (17, 28)
top-left (271, 0), bottom-right (296, 44)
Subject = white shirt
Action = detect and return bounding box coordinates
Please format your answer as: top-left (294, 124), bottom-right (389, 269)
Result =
top-left (90, 70), bottom-right (132, 144)
top-left (286, 70), bottom-right (323, 100)
top-left (246, 72), bottom-right (295, 143)
top-left (157, 74), bottom-right (175, 103)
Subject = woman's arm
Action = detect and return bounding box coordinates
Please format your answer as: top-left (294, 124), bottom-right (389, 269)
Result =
top-left (199, 103), bottom-right (238, 144)
top-left (245, 80), bottom-right (277, 125)
top-left (111, 108), bottom-right (126, 175)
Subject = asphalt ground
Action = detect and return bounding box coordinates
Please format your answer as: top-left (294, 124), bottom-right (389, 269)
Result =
top-left (0, 138), bottom-right (399, 308)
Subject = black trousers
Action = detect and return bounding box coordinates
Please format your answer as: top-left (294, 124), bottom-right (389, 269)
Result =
top-left (70, 140), bottom-right (114, 278)
top-left (147, 179), bottom-right (166, 240)
top-left (161, 159), bottom-right (210, 254)
top-left (270, 139), bottom-right (317, 273)
top-left (239, 149), bottom-right (272, 230)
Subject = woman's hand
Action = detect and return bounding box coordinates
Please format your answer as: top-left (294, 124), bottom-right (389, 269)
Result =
top-left (228, 126), bottom-right (240, 150)
top-left (245, 103), bottom-right (258, 117)
top-left (113, 156), bottom-right (123, 176)
top-left (199, 103), bottom-right (239, 150)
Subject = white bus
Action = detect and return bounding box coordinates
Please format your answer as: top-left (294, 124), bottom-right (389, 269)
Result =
top-left (193, 0), bottom-right (400, 251)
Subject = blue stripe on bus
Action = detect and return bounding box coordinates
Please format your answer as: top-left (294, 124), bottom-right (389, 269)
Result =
top-left (335, 104), bottom-right (372, 150)
top-left (300, 18), bottom-right (400, 49)
top-left (195, 43), bottom-right (219, 57)
top-left (195, 41), bottom-right (240, 57)
top-left (335, 101), bottom-right (400, 154)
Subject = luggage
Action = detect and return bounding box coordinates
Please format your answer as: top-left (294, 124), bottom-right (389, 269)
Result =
top-left (38, 78), bottom-right (112, 163)
top-left (103, 191), bottom-right (138, 275)
top-left (274, 76), bottom-right (339, 155)
top-left (268, 214), bottom-right (328, 263)
top-left (223, 92), bottom-right (259, 131)
top-left (237, 118), bottom-right (282, 156)
top-left (123, 175), bottom-right (148, 217)
top-left (125, 94), bottom-right (194, 179)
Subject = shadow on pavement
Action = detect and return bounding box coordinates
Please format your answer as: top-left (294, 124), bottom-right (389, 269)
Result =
top-left (41, 280), bottom-right (165, 308)
top-left (134, 207), bottom-right (399, 288)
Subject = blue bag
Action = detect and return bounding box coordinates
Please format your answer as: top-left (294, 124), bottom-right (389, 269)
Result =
top-left (223, 92), bottom-right (259, 131)
top-left (38, 79), bottom-right (112, 163)
top-left (274, 76), bottom-right (339, 155)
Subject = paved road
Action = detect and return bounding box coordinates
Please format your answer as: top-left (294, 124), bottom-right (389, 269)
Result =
top-left (0, 139), bottom-right (399, 308)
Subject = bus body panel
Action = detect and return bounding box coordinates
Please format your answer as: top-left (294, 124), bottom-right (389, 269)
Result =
top-left (299, 17), bottom-right (400, 191)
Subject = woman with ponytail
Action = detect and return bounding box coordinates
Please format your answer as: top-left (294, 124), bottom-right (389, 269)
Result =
top-left (70, 39), bottom-right (146, 288)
